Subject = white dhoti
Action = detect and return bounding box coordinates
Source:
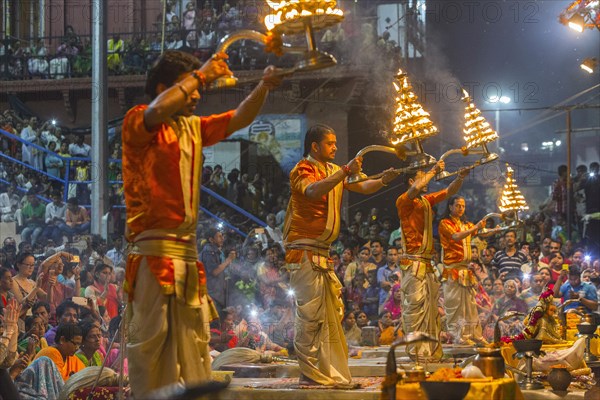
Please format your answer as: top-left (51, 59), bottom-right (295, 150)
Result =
top-left (288, 253), bottom-right (351, 385)
top-left (127, 262), bottom-right (212, 398)
top-left (126, 232), bottom-right (214, 399)
top-left (442, 270), bottom-right (482, 343)
top-left (400, 262), bottom-right (442, 360)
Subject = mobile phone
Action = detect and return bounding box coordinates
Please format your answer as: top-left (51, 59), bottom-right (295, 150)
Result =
top-left (71, 255), bottom-right (80, 263)
top-left (72, 296), bottom-right (88, 307)
top-left (255, 228), bottom-right (265, 234)
top-left (562, 263), bottom-right (569, 271)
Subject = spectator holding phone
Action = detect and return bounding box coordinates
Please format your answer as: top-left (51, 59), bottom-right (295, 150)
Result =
top-left (40, 252), bottom-right (80, 319)
top-left (84, 263), bottom-right (120, 319)
top-left (554, 265), bottom-right (598, 313)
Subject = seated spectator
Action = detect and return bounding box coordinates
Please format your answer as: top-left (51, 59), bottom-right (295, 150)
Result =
top-left (378, 311), bottom-right (400, 345)
top-left (74, 320), bottom-right (104, 367)
top-left (20, 189), bottom-right (46, 246)
top-left (491, 279), bottom-right (528, 319)
top-left (42, 192), bottom-right (66, 245)
top-left (107, 34), bottom-right (124, 72)
top-left (50, 39), bottom-right (77, 79)
top-left (346, 273), bottom-right (366, 312)
top-left (363, 271), bottom-right (379, 318)
top-left (382, 283), bottom-right (402, 322)
top-left (238, 318), bottom-right (283, 353)
top-left (40, 253), bottom-right (81, 321)
top-left (123, 35), bottom-right (148, 73)
top-left (18, 314), bottom-right (48, 354)
top-left (520, 272), bottom-right (545, 309)
top-left (34, 323), bottom-right (85, 382)
top-left (59, 197), bottom-right (90, 240)
top-left (11, 252), bottom-right (46, 314)
top-left (342, 311), bottom-right (361, 347)
top-left (44, 300), bottom-right (79, 345)
top-left (210, 308), bottom-right (238, 352)
top-left (0, 183), bottom-right (20, 222)
top-left (554, 266), bottom-right (598, 313)
top-left (198, 23), bottom-right (217, 49)
top-left (26, 38), bottom-right (49, 77)
top-left (32, 301), bottom-right (51, 330)
top-left (84, 263), bottom-right (120, 319)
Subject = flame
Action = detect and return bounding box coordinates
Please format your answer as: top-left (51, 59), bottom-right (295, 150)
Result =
top-left (462, 94), bottom-right (498, 149)
top-left (499, 164), bottom-right (529, 212)
top-left (389, 68), bottom-right (438, 144)
top-left (265, 0), bottom-right (344, 31)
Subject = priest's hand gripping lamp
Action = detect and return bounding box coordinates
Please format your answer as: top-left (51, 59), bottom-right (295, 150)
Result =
top-left (211, 0), bottom-right (344, 89)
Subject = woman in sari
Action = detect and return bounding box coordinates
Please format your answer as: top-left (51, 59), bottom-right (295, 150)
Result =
top-left (84, 263), bottom-right (119, 319)
top-left (75, 320), bottom-right (104, 367)
top-left (342, 311), bottom-right (361, 346)
top-left (382, 283), bottom-right (402, 322)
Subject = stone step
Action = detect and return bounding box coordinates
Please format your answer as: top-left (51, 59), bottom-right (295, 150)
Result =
top-left (214, 378), bottom-right (381, 400)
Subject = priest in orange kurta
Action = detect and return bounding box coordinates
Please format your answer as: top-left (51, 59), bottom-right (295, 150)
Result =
top-left (284, 124), bottom-right (400, 386)
top-left (122, 50), bottom-right (282, 398)
top-left (395, 162), bottom-right (467, 360)
top-left (438, 196), bottom-right (487, 344)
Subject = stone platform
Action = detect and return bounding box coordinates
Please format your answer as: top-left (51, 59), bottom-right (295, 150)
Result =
top-left (211, 345), bottom-right (591, 399)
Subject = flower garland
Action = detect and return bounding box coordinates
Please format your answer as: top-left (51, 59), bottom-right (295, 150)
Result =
top-left (500, 287), bottom-right (554, 344)
top-left (264, 32), bottom-right (284, 57)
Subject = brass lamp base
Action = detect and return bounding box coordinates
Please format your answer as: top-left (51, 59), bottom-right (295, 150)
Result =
top-left (271, 14), bottom-right (345, 35)
top-left (409, 153), bottom-right (437, 169)
top-left (294, 50), bottom-right (337, 72)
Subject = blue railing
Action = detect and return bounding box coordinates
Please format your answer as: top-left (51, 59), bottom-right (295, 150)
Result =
top-left (0, 128), bottom-right (263, 237)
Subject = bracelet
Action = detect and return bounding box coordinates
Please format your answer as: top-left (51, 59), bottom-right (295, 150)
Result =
top-left (191, 70), bottom-right (207, 89)
top-left (176, 83), bottom-right (189, 100)
top-left (342, 165), bottom-right (351, 176)
top-left (381, 178), bottom-right (389, 187)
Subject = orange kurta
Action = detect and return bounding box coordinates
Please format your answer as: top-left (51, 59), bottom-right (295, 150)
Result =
top-left (121, 105), bottom-right (234, 301)
top-left (283, 156), bottom-right (344, 263)
top-left (34, 346), bottom-right (85, 382)
top-left (438, 217), bottom-right (474, 265)
top-left (395, 190), bottom-right (447, 261)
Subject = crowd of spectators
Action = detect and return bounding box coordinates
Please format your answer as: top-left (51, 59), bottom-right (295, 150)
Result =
top-left (2, 141), bottom-right (600, 396)
top-left (0, 109), bottom-right (126, 246)
top-left (0, 0), bottom-right (401, 80)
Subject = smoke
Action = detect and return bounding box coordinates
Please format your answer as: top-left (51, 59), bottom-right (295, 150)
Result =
top-left (418, 28), bottom-right (465, 153)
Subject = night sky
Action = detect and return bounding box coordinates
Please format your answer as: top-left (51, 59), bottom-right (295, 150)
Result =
top-left (425, 0), bottom-right (599, 152)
